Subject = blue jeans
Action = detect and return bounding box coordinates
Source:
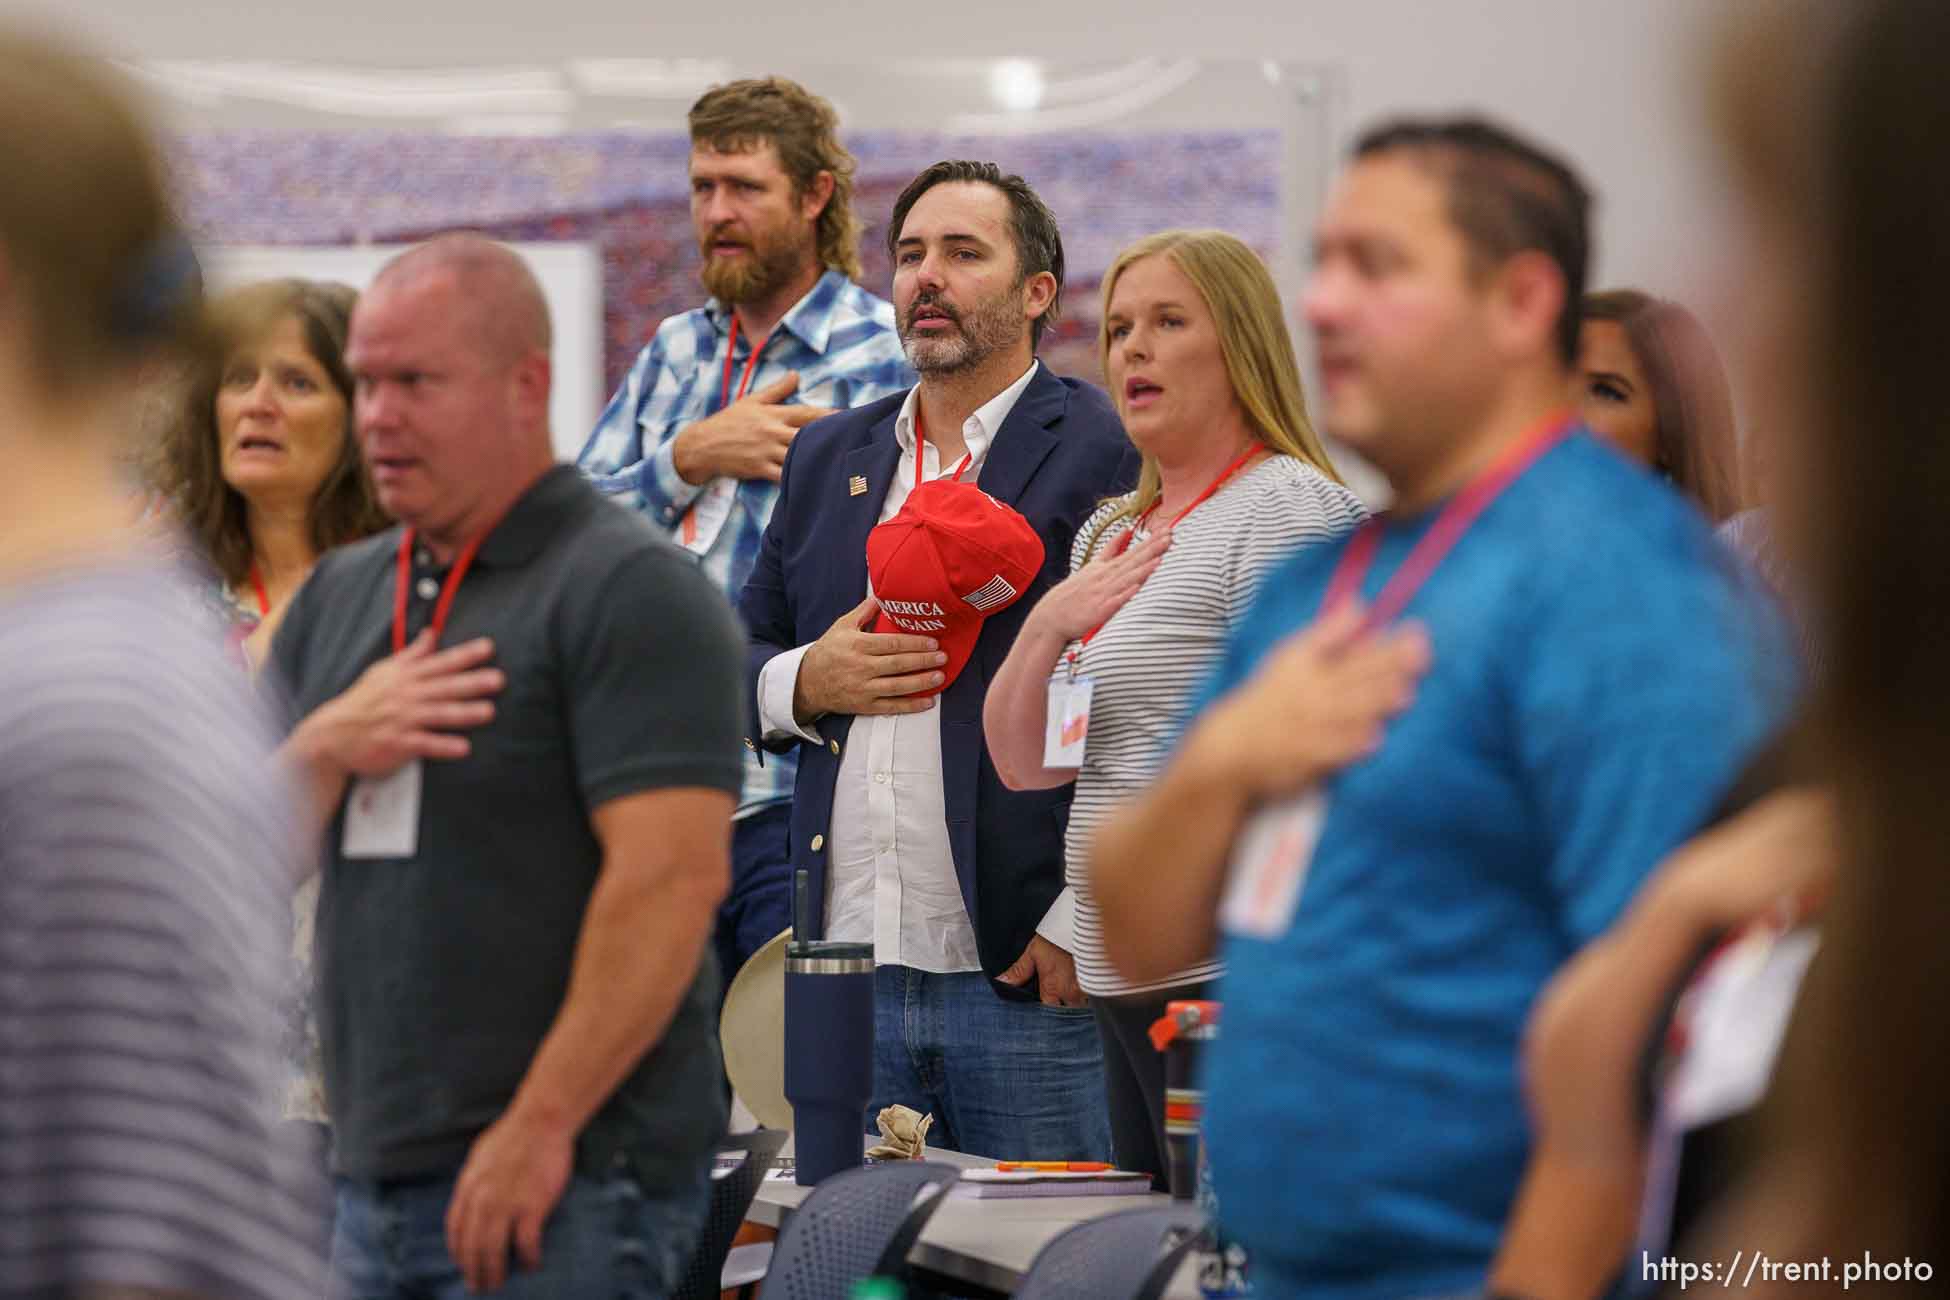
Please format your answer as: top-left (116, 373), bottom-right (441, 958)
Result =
top-left (866, 965), bottom-right (1112, 1161)
top-left (328, 1160), bottom-right (707, 1299)
top-left (713, 802), bottom-right (795, 996)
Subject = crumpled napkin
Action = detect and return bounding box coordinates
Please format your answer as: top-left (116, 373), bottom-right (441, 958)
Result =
top-left (865, 1104), bottom-right (934, 1159)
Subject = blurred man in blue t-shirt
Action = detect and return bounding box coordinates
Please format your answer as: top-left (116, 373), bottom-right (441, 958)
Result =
top-left (1091, 118), bottom-right (1796, 1300)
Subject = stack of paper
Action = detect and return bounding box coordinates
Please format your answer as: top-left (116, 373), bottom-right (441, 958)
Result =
top-left (957, 1168), bottom-right (1153, 1199)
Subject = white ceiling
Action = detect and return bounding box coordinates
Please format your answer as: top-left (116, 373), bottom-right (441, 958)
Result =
top-left (20, 0), bottom-right (1609, 65)
top-left (17, 0), bottom-right (1746, 303)
top-left (114, 56), bottom-right (1311, 135)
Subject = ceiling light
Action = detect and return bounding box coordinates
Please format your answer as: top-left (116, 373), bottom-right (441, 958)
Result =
top-left (988, 59), bottom-right (1045, 113)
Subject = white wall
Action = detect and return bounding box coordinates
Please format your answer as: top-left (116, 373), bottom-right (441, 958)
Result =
top-left (34, 0), bottom-right (1742, 306)
top-left (203, 243), bottom-right (604, 461)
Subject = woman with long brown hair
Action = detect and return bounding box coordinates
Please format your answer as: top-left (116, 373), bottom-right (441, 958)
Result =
top-left (1575, 289), bottom-right (1742, 523)
top-left (157, 277), bottom-right (389, 667)
top-left (1489, 3), bottom-right (1950, 1293)
top-left (1698, 0), bottom-right (1950, 1279)
top-left (156, 279), bottom-right (389, 1134)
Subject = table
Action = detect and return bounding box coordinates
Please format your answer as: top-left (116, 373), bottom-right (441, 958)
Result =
top-left (747, 1144), bottom-right (1200, 1296)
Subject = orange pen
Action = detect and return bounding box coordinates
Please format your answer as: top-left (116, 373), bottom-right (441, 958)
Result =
top-left (994, 1161), bottom-right (1114, 1172)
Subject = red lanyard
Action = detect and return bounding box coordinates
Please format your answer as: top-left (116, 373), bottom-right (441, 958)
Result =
top-left (1323, 411), bottom-right (1576, 629)
top-left (1107, 445), bottom-right (1262, 563)
top-left (680, 316), bottom-right (776, 549)
top-left (392, 528), bottom-right (489, 653)
top-left (247, 563), bottom-right (270, 618)
top-left (718, 315), bottom-right (774, 409)
top-left (1074, 445), bottom-right (1263, 651)
top-left (912, 405), bottom-right (973, 489)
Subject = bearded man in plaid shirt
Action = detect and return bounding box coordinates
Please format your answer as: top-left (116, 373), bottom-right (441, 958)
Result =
top-left (580, 77), bottom-right (912, 989)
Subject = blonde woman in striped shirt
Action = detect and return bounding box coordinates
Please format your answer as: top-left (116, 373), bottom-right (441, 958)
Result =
top-left (985, 229), bottom-right (1365, 1188)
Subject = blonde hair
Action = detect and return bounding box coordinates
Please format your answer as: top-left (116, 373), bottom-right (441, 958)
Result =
top-left (1087, 229), bottom-right (1342, 555)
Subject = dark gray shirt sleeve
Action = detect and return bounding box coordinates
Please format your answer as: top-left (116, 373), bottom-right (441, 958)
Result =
top-left (564, 545), bottom-right (748, 809)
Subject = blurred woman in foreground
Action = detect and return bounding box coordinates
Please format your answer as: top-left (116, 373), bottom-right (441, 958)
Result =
top-left (0, 24), bottom-right (325, 1295)
top-left (1492, 2), bottom-right (1950, 1294)
top-left (1700, 0), bottom-right (1950, 1276)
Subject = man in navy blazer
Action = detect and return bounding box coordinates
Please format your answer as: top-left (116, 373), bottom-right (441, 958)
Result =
top-left (740, 161), bottom-right (1137, 1158)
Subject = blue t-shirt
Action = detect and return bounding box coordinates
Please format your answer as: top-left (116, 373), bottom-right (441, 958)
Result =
top-left (1194, 433), bottom-right (1795, 1300)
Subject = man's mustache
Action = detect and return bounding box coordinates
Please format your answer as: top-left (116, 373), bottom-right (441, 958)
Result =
top-left (904, 294), bottom-right (962, 330)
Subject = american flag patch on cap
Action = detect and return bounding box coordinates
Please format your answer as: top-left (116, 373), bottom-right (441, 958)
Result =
top-left (962, 574), bottom-right (1017, 611)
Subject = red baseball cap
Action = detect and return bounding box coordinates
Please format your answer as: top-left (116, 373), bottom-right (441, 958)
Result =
top-left (867, 479), bottom-right (1045, 697)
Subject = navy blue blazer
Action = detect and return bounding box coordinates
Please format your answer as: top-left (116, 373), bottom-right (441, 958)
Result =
top-left (738, 364), bottom-right (1140, 996)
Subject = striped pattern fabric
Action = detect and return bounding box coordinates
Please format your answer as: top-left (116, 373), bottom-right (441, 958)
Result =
top-left (0, 559), bottom-right (327, 1298)
top-left (578, 269), bottom-right (914, 816)
top-left (961, 574), bottom-right (1018, 612)
top-left (1063, 457), bottom-right (1367, 998)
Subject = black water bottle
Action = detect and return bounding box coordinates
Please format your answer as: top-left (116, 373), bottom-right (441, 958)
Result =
top-left (781, 869), bottom-right (876, 1185)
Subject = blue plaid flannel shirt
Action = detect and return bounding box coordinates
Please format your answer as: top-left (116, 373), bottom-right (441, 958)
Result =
top-left (578, 269), bottom-right (915, 816)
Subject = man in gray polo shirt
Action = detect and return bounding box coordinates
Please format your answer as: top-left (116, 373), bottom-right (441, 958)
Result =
top-left (272, 234), bottom-right (745, 1299)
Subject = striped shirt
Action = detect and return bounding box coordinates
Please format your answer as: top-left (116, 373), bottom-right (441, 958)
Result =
top-left (0, 557), bottom-right (326, 1299)
top-left (577, 269), bottom-right (915, 817)
top-left (1062, 456), bottom-right (1367, 997)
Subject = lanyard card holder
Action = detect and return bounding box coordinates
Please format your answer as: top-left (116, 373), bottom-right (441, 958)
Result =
top-left (1044, 652), bottom-right (1093, 769)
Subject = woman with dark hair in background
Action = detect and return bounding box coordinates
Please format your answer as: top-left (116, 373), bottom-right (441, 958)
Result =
top-left (158, 276), bottom-right (388, 668)
top-left (0, 24), bottom-right (325, 1295)
top-left (1576, 289), bottom-right (1743, 522)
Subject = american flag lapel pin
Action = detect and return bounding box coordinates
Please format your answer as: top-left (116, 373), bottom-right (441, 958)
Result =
top-left (849, 475), bottom-right (869, 497)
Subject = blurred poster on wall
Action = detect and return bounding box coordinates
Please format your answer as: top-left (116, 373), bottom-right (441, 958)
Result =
top-left (155, 59), bottom-right (1338, 460)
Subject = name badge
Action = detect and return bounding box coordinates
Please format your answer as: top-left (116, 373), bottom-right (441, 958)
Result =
top-left (342, 759), bottom-right (423, 859)
top-left (1219, 790), bottom-right (1326, 940)
top-left (1043, 676), bottom-right (1095, 769)
top-left (678, 478), bottom-right (738, 556)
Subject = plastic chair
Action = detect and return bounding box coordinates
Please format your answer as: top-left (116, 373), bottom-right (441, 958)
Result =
top-left (672, 1127), bottom-right (791, 1300)
top-left (1013, 1205), bottom-right (1204, 1300)
top-left (755, 1160), bottom-right (961, 1300)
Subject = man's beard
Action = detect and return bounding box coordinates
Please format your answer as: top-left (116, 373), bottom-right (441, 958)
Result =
top-left (698, 223), bottom-right (808, 305)
top-left (900, 284), bottom-right (1027, 375)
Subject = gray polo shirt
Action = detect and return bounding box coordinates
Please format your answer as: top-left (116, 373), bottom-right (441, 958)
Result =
top-left (270, 465), bottom-right (744, 1188)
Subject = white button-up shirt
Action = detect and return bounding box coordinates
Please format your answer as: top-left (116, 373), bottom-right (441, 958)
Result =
top-left (758, 360), bottom-right (1072, 971)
